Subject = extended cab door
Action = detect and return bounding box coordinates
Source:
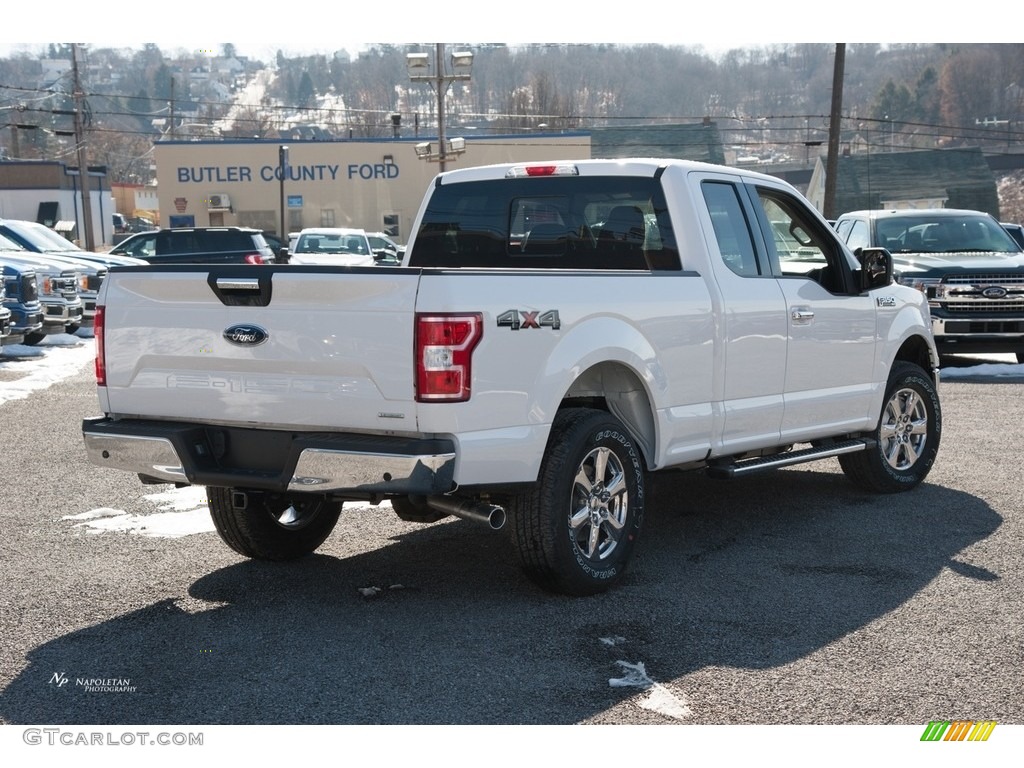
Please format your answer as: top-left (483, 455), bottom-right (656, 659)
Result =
top-left (743, 181), bottom-right (879, 440)
top-left (694, 174), bottom-right (789, 454)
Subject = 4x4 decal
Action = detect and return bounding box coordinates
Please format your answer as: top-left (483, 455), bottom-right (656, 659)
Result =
top-left (496, 309), bottom-right (561, 330)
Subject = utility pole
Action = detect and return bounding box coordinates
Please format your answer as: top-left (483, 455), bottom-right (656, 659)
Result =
top-left (71, 43), bottom-right (96, 251)
top-left (823, 43), bottom-right (846, 220)
top-left (434, 44), bottom-right (448, 172)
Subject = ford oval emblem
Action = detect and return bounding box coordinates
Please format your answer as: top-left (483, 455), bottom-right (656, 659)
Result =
top-left (982, 286), bottom-right (1008, 299)
top-left (223, 324), bottom-right (269, 346)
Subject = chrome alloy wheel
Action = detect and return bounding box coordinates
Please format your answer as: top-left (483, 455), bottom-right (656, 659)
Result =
top-left (879, 386), bottom-right (929, 471)
top-left (569, 446), bottom-right (629, 561)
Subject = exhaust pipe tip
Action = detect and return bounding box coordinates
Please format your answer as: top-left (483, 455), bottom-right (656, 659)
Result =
top-left (425, 496), bottom-right (506, 531)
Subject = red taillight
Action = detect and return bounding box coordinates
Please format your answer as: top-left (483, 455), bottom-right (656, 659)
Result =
top-left (244, 254), bottom-right (265, 264)
top-left (415, 313), bottom-right (482, 402)
top-left (94, 305), bottom-right (106, 386)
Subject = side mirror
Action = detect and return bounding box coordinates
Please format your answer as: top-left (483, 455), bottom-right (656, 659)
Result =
top-left (277, 246), bottom-right (290, 264)
top-left (856, 246), bottom-right (892, 290)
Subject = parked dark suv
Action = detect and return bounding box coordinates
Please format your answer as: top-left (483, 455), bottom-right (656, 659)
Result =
top-left (108, 227), bottom-right (276, 264)
top-left (834, 208), bottom-right (1024, 362)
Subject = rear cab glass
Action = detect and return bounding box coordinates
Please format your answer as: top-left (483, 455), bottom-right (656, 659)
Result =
top-left (408, 176), bottom-right (681, 270)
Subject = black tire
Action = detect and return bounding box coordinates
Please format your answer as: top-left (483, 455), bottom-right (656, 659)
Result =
top-left (390, 495), bottom-right (450, 524)
top-left (839, 361), bottom-right (941, 492)
top-left (507, 408), bottom-right (645, 596)
top-left (207, 487), bottom-right (341, 560)
top-left (22, 332), bottom-right (45, 346)
top-left (65, 323), bottom-right (81, 335)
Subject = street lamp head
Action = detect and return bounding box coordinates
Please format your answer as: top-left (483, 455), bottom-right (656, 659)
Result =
top-left (450, 50), bottom-right (474, 78)
top-left (406, 53), bottom-right (431, 79)
top-left (415, 141), bottom-right (433, 158)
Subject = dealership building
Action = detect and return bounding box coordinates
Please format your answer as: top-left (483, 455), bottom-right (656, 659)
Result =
top-left (152, 133), bottom-right (592, 244)
top-left (0, 123), bottom-right (727, 247)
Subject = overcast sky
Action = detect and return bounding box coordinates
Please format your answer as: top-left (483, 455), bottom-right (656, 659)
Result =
top-left (0, 5), bottom-right (1007, 63)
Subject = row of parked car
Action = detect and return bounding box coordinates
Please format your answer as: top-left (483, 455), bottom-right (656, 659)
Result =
top-left (108, 225), bottom-right (405, 266)
top-left (0, 218), bottom-right (147, 347)
top-left (2, 222), bottom-right (407, 348)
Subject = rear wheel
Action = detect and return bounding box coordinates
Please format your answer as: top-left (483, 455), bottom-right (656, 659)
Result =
top-left (508, 408), bottom-right (645, 596)
top-left (207, 487), bottom-right (341, 560)
top-left (839, 361), bottom-right (941, 492)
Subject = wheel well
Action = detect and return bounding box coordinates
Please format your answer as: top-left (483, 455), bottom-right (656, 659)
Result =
top-left (560, 362), bottom-right (656, 470)
top-left (894, 334), bottom-right (937, 382)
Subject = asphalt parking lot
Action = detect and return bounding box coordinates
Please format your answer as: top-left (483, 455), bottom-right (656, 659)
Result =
top-left (0, 343), bottom-right (1021, 762)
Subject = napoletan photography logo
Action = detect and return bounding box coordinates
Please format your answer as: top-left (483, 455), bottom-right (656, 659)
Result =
top-left (49, 672), bottom-right (137, 693)
top-left (921, 720), bottom-right (997, 742)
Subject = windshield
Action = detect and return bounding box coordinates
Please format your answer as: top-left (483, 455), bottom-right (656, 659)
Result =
top-left (876, 214), bottom-right (1022, 255)
top-left (3, 221), bottom-right (80, 252)
top-left (295, 232), bottom-right (369, 255)
top-left (0, 232), bottom-right (28, 251)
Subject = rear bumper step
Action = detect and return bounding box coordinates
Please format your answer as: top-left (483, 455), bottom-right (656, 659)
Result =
top-left (706, 438), bottom-right (874, 479)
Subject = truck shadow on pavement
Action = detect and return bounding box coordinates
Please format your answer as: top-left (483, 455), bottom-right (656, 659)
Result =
top-left (0, 470), bottom-right (1002, 725)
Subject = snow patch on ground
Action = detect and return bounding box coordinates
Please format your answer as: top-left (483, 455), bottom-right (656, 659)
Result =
top-left (0, 334), bottom-right (95, 405)
top-left (65, 486), bottom-right (215, 538)
top-left (609, 659), bottom-right (693, 721)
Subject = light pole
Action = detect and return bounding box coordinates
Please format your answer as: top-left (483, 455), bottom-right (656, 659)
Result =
top-left (278, 145), bottom-right (289, 244)
top-left (407, 44), bottom-right (473, 171)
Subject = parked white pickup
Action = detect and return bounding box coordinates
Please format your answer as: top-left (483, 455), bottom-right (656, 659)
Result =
top-left (83, 158), bottom-right (941, 595)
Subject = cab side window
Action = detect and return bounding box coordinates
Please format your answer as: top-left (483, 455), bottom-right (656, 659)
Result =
top-left (701, 181), bottom-right (761, 276)
top-left (123, 234), bottom-right (156, 258)
top-left (754, 188), bottom-right (845, 293)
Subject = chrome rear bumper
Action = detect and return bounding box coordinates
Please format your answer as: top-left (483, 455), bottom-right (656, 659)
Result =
top-left (82, 417), bottom-right (456, 495)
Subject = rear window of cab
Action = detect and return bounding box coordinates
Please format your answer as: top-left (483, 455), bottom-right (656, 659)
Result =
top-left (408, 176), bottom-right (680, 270)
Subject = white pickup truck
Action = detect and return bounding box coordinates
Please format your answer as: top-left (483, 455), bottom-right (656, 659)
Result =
top-left (82, 159), bottom-right (942, 595)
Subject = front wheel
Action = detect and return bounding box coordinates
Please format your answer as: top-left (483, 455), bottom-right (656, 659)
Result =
top-left (508, 408), bottom-right (645, 596)
top-left (839, 361), bottom-right (941, 492)
top-left (207, 487), bottom-right (341, 560)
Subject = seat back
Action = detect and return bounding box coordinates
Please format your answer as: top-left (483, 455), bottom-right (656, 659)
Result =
top-left (595, 205), bottom-right (647, 267)
top-left (521, 222), bottom-right (569, 255)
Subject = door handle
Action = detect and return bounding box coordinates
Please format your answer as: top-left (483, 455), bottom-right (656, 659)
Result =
top-left (791, 307), bottom-right (815, 324)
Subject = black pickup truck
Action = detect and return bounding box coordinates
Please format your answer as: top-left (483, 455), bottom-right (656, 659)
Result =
top-left (107, 227), bottom-right (277, 265)
top-left (835, 208), bottom-right (1024, 362)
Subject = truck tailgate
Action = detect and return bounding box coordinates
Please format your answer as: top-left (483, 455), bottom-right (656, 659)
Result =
top-left (100, 266), bottom-right (421, 432)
